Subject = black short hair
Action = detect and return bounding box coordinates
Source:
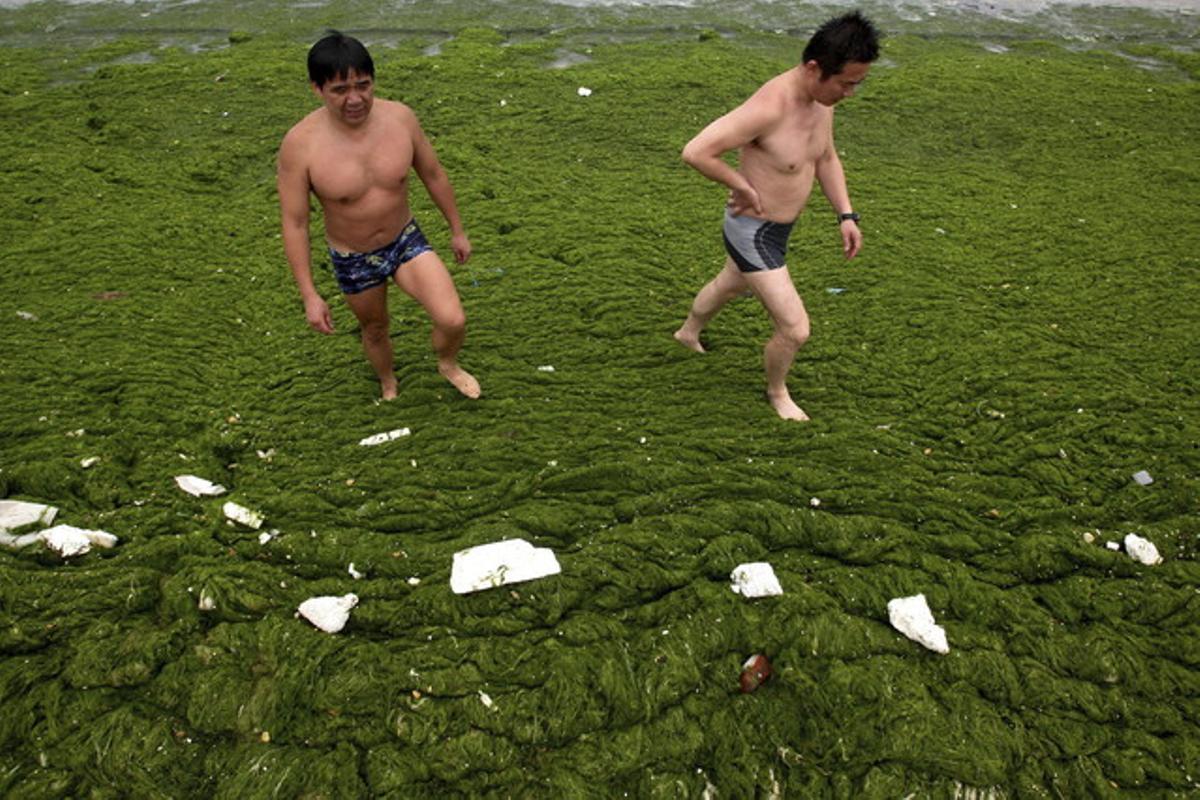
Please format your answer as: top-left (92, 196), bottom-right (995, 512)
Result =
top-left (802, 11), bottom-right (881, 78)
top-left (307, 31), bottom-right (375, 87)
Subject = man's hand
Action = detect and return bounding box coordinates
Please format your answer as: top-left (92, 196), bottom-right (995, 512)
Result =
top-left (840, 219), bottom-right (863, 260)
top-left (304, 295), bottom-right (334, 334)
top-left (451, 232), bottom-right (472, 265)
top-left (726, 185), bottom-right (764, 218)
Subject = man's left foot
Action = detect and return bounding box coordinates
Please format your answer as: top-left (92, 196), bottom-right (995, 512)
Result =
top-left (767, 390), bottom-right (809, 422)
top-left (439, 363), bottom-right (481, 399)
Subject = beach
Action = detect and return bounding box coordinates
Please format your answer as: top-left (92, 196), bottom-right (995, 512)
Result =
top-left (1, 0), bottom-right (1198, 796)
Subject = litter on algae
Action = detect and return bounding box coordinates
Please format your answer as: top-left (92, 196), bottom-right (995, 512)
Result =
top-left (1, 19), bottom-right (1200, 799)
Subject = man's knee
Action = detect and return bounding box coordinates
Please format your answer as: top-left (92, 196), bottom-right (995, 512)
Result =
top-left (778, 321), bottom-right (810, 348)
top-left (434, 308), bottom-right (467, 336)
top-left (360, 319), bottom-right (390, 344)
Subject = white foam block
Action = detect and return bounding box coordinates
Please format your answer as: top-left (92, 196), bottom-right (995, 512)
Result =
top-left (359, 428), bottom-right (411, 446)
top-left (0, 500), bottom-right (58, 532)
top-left (1124, 533), bottom-right (1162, 566)
top-left (450, 539), bottom-right (561, 594)
top-left (40, 524), bottom-right (119, 557)
top-left (298, 594), bottom-right (358, 633)
top-left (887, 593), bottom-right (949, 654)
top-left (223, 502), bottom-right (264, 529)
top-left (730, 562), bottom-right (784, 598)
top-left (174, 475), bottom-right (227, 497)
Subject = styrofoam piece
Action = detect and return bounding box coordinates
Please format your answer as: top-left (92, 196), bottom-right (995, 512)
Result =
top-left (887, 593), bottom-right (949, 654)
top-left (0, 500), bottom-right (58, 532)
top-left (1124, 534), bottom-right (1162, 566)
top-left (450, 538), bottom-right (561, 594)
top-left (298, 594), bottom-right (358, 633)
top-left (1132, 470), bottom-right (1154, 486)
top-left (0, 530), bottom-right (48, 549)
top-left (174, 475), bottom-right (227, 497)
top-left (730, 562), bottom-right (784, 598)
top-left (40, 524), bottom-right (119, 557)
top-left (359, 428), bottom-right (410, 446)
top-left (223, 501), bottom-right (264, 529)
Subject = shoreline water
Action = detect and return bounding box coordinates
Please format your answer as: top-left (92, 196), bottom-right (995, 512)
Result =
top-left (1, 0), bottom-right (1198, 47)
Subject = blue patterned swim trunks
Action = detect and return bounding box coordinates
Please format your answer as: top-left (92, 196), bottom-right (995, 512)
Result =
top-left (328, 218), bottom-right (433, 294)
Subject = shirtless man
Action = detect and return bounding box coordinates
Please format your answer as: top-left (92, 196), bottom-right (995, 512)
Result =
top-left (278, 32), bottom-right (479, 401)
top-left (674, 12), bottom-right (880, 421)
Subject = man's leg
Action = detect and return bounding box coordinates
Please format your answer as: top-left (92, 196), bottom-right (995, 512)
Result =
top-left (742, 267), bottom-right (811, 421)
top-left (674, 257), bottom-right (749, 353)
top-left (394, 251), bottom-right (481, 399)
top-left (342, 285), bottom-right (399, 400)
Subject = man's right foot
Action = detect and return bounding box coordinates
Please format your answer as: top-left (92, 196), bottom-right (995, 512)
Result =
top-left (767, 390), bottom-right (809, 422)
top-left (673, 328), bottom-right (706, 354)
top-left (380, 376), bottom-right (399, 401)
top-left (439, 362), bottom-right (481, 399)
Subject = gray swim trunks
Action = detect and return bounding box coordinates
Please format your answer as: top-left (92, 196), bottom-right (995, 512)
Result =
top-left (722, 209), bottom-right (795, 272)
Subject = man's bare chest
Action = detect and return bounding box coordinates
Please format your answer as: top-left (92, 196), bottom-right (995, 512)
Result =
top-left (748, 118), bottom-right (828, 175)
top-left (309, 136), bottom-right (414, 204)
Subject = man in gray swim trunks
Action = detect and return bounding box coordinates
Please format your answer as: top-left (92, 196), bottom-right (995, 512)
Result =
top-left (674, 11), bottom-right (880, 421)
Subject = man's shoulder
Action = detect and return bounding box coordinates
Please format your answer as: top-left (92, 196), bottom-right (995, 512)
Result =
top-left (281, 108), bottom-right (324, 148)
top-left (374, 98), bottom-right (417, 121)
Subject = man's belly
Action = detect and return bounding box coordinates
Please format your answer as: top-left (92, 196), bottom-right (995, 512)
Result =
top-left (739, 166), bottom-right (815, 224)
top-left (320, 192), bottom-right (412, 254)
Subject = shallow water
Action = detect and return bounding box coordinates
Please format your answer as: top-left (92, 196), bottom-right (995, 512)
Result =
top-left (1, 9), bottom-right (1199, 799)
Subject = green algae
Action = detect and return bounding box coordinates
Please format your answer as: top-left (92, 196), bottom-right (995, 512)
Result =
top-left (1, 13), bottom-right (1199, 799)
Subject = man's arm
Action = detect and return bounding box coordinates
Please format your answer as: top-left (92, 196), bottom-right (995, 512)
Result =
top-left (277, 131), bottom-right (334, 333)
top-left (814, 121), bottom-right (862, 260)
top-left (408, 111), bottom-right (471, 264)
top-left (681, 99), bottom-right (776, 217)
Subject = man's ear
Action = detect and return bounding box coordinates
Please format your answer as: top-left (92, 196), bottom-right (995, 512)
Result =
top-left (311, 82), bottom-right (323, 98)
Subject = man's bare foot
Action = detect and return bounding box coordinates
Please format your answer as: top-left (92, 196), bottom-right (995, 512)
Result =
top-left (438, 362), bottom-right (481, 399)
top-left (767, 390), bottom-right (809, 422)
top-left (381, 376), bottom-right (399, 401)
top-left (673, 328), bottom-right (706, 354)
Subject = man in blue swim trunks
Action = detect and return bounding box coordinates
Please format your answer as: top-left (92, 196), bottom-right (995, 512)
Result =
top-left (674, 12), bottom-right (880, 421)
top-left (278, 32), bottom-right (479, 401)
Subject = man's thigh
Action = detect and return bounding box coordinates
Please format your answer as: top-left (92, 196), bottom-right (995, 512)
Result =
top-left (742, 266), bottom-right (808, 329)
top-left (342, 284), bottom-right (389, 328)
top-left (393, 250), bottom-right (464, 326)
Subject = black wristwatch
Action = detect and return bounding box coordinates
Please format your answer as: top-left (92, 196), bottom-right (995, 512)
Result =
top-left (837, 211), bottom-right (860, 223)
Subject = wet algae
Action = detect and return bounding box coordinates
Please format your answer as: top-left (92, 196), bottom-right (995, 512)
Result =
top-left (1, 17), bottom-right (1199, 799)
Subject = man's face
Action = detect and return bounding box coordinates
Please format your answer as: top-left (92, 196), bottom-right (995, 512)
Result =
top-left (810, 61), bottom-right (871, 106)
top-left (313, 69), bottom-right (375, 125)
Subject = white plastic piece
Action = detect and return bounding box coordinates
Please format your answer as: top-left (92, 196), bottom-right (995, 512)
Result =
top-left (1131, 470), bottom-right (1154, 486)
top-left (41, 524), bottom-right (118, 557)
top-left (729, 562), bottom-right (784, 598)
top-left (0, 500), bottom-right (58, 532)
top-left (577, 86), bottom-right (592, 97)
top-left (198, 590), bottom-right (216, 611)
top-left (81, 457), bottom-right (100, 469)
top-left (298, 594), bottom-right (358, 633)
top-left (1124, 534), bottom-right (1162, 566)
top-left (359, 428), bottom-right (411, 446)
top-left (1106, 541), bottom-right (1121, 552)
top-left (887, 594), bottom-right (949, 654)
top-left (174, 475), bottom-right (227, 497)
top-left (223, 501), bottom-right (264, 529)
top-left (537, 365), bottom-right (555, 372)
top-left (479, 691), bottom-right (495, 709)
top-left (450, 539), bottom-right (561, 594)
top-left (348, 563), bottom-right (364, 580)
